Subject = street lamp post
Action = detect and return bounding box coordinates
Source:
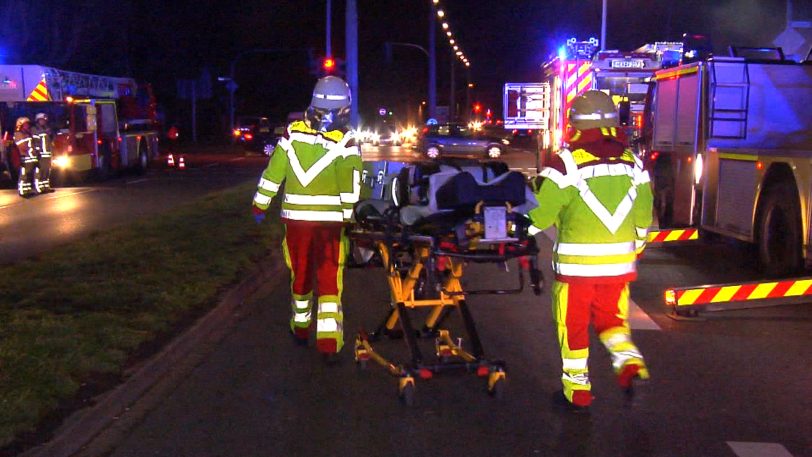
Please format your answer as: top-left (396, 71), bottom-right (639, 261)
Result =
top-left (601, 0), bottom-right (607, 51)
top-left (428, 0), bottom-right (438, 119)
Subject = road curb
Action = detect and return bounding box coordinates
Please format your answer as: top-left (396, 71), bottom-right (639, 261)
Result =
top-left (21, 256), bottom-right (284, 457)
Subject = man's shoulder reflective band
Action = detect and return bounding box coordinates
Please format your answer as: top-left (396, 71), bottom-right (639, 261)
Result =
top-left (253, 192), bottom-right (272, 206)
top-left (542, 150), bottom-right (649, 190)
top-left (281, 208), bottom-right (344, 222)
top-left (258, 178), bottom-right (280, 193)
top-left (284, 193), bottom-right (342, 206)
top-left (343, 208), bottom-right (353, 219)
top-left (15, 138), bottom-right (31, 145)
top-left (554, 262), bottom-right (636, 277)
top-left (283, 140), bottom-right (360, 188)
top-left (571, 112), bottom-right (618, 121)
top-left (556, 241), bottom-right (635, 256)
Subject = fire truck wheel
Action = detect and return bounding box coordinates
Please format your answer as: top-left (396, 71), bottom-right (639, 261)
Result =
top-left (757, 183), bottom-right (802, 277)
top-left (136, 141), bottom-right (149, 175)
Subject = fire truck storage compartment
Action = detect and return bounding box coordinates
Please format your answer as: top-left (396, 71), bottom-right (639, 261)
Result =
top-left (714, 157), bottom-right (758, 237)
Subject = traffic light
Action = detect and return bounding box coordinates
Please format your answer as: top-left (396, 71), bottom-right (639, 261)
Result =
top-left (322, 57), bottom-right (336, 72)
top-left (473, 103), bottom-right (482, 114)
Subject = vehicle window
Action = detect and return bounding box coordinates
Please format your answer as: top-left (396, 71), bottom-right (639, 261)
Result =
top-left (99, 103), bottom-right (118, 135)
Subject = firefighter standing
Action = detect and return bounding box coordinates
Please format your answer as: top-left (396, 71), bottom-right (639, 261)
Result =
top-left (32, 113), bottom-right (54, 192)
top-left (14, 117), bottom-right (37, 197)
top-left (252, 76), bottom-right (362, 356)
top-left (528, 91), bottom-right (653, 412)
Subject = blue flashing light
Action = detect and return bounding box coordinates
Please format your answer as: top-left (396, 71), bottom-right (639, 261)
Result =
top-left (558, 46), bottom-right (567, 61)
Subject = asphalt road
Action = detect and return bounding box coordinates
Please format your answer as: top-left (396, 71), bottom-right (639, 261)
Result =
top-left (103, 229), bottom-right (811, 457)
top-left (0, 153), bottom-right (267, 265)
top-left (6, 145), bottom-right (810, 456)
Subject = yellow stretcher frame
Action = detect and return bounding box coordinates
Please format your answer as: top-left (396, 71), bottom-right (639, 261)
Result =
top-left (351, 231), bottom-right (537, 405)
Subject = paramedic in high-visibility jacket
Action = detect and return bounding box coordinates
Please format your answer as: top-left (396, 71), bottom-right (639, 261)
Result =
top-left (528, 90), bottom-right (653, 412)
top-left (251, 76), bottom-right (362, 356)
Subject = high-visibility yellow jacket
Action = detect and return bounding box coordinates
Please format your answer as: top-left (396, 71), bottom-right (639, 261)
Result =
top-left (253, 121), bottom-right (362, 223)
top-left (529, 128), bottom-right (653, 283)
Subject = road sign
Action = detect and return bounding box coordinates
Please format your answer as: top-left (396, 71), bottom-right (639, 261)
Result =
top-left (426, 118), bottom-right (438, 125)
top-left (378, 108), bottom-right (387, 116)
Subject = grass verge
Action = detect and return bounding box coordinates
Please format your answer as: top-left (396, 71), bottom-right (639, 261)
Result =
top-left (0, 182), bottom-right (281, 450)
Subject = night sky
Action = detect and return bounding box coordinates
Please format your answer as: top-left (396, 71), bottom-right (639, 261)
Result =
top-left (1, 0), bottom-right (803, 137)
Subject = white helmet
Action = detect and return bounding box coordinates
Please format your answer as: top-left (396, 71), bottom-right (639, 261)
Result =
top-left (35, 112), bottom-right (48, 122)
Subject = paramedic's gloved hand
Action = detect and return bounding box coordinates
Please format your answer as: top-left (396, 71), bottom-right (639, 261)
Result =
top-left (252, 205), bottom-right (266, 225)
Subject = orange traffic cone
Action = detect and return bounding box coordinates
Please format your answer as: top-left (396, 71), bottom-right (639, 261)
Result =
top-left (167, 154), bottom-right (175, 167)
top-left (178, 156), bottom-right (186, 169)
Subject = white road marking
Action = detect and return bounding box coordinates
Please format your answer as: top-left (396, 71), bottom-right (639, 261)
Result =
top-left (540, 227), bottom-right (661, 331)
top-left (229, 157), bottom-right (246, 162)
top-left (126, 178), bottom-right (152, 185)
top-left (727, 442), bottom-right (795, 457)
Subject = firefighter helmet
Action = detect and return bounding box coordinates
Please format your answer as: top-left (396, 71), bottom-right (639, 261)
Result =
top-left (35, 112), bottom-right (48, 122)
top-left (15, 117), bottom-right (31, 131)
top-left (306, 76), bottom-right (352, 132)
top-left (568, 90), bottom-right (619, 130)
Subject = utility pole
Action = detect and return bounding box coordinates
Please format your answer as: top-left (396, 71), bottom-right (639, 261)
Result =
top-left (449, 56), bottom-right (455, 121)
top-left (600, 0), bottom-right (607, 51)
top-left (346, 0), bottom-right (359, 127)
top-left (428, 0), bottom-right (438, 120)
top-left (326, 0), bottom-right (333, 57)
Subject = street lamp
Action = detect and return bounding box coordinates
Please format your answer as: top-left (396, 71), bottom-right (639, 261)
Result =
top-left (437, 9), bottom-right (445, 18)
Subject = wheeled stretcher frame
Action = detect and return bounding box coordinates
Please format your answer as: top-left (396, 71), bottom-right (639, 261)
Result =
top-left (350, 223), bottom-right (542, 405)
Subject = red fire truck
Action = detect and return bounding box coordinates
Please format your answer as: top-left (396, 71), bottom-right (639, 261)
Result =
top-left (0, 65), bottom-right (160, 183)
top-left (504, 39), bottom-right (677, 170)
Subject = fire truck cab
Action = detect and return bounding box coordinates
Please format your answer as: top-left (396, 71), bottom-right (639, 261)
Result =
top-left (643, 46), bottom-right (812, 276)
top-left (0, 65), bottom-right (160, 183)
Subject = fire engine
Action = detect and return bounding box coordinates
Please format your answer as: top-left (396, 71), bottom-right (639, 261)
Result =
top-left (0, 65), bottom-right (160, 183)
top-left (503, 38), bottom-right (677, 170)
top-left (642, 45), bottom-right (812, 276)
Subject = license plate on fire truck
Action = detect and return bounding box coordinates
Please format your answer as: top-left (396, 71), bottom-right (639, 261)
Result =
top-left (611, 59), bottom-right (645, 69)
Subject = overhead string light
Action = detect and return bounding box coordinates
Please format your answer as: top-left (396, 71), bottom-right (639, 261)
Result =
top-left (434, 1), bottom-right (470, 68)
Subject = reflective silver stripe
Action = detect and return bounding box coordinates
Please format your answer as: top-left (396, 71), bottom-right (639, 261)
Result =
top-left (284, 193), bottom-right (342, 205)
top-left (316, 318), bottom-right (340, 332)
top-left (313, 93), bottom-right (348, 101)
top-left (562, 372), bottom-right (590, 386)
top-left (562, 357), bottom-right (588, 371)
top-left (633, 168), bottom-right (651, 185)
top-left (556, 241), bottom-right (635, 256)
top-left (340, 169), bottom-right (361, 204)
top-left (635, 239), bottom-right (646, 250)
top-left (281, 209), bottom-right (344, 222)
top-left (610, 350), bottom-right (643, 370)
top-left (635, 227), bottom-right (648, 238)
top-left (528, 226), bottom-right (542, 236)
top-left (286, 145), bottom-right (353, 188)
top-left (571, 112), bottom-right (617, 120)
top-left (253, 193), bottom-right (272, 206)
top-left (539, 167), bottom-right (574, 188)
top-left (15, 138), bottom-right (31, 145)
top-left (579, 163), bottom-right (633, 179)
top-left (342, 208), bottom-right (353, 219)
top-left (319, 302), bottom-right (340, 314)
top-left (555, 262), bottom-right (636, 277)
top-left (293, 312), bottom-right (312, 323)
top-left (293, 299), bottom-right (311, 311)
top-left (258, 178), bottom-right (280, 193)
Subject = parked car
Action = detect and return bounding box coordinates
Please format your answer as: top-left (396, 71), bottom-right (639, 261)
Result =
top-left (233, 116), bottom-right (273, 152)
top-left (419, 123), bottom-right (510, 159)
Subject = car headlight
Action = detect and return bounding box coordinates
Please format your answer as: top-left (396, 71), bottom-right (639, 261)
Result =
top-left (501, 139), bottom-right (510, 145)
top-left (53, 155), bottom-right (71, 169)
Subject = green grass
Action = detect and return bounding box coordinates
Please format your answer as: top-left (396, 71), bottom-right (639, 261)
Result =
top-left (0, 183), bottom-right (282, 448)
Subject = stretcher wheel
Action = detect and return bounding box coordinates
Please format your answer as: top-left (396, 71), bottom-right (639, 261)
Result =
top-left (398, 376), bottom-right (416, 406)
top-left (487, 370), bottom-right (506, 399)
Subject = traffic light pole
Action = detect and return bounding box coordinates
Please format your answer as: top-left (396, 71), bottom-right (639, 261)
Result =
top-left (346, 0), bottom-right (359, 127)
top-left (428, 0), bottom-right (438, 120)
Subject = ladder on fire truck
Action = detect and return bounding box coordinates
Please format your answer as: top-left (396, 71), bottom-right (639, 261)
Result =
top-left (709, 57), bottom-right (750, 140)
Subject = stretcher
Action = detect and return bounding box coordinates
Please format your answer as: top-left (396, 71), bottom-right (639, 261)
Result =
top-left (350, 159), bottom-right (543, 405)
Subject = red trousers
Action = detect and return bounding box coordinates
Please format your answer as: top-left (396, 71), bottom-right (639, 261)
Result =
top-left (282, 219), bottom-right (346, 301)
